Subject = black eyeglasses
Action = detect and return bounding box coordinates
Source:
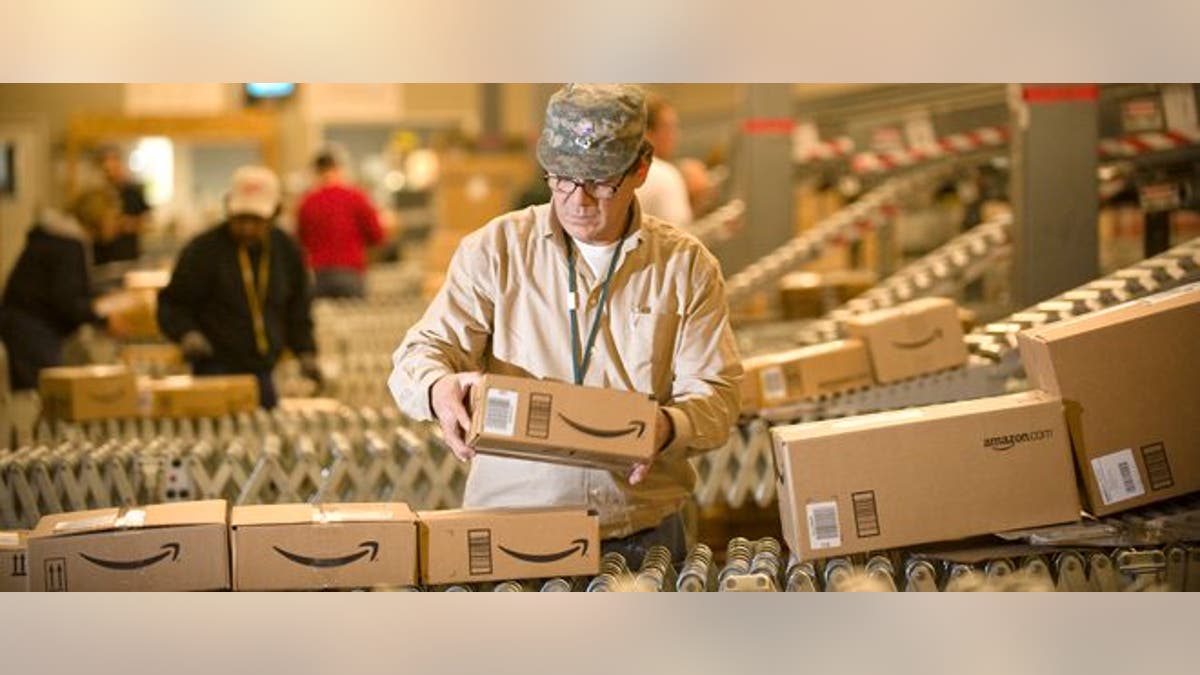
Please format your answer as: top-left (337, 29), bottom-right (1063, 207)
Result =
top-left (543, 172), bottom-right (629, 200)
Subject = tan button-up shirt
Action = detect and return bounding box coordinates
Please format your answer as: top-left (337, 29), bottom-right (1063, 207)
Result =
top-left (389, 201), bottom-right (743, 538)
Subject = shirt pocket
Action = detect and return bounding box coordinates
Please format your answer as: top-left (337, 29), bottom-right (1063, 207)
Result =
top-left (625, 309), bottom-right (681, 397)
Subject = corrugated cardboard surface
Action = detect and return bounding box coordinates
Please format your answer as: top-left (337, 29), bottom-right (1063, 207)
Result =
top-left (231, 503), bottom-right (418, 590)
top-left (38, 365), bottom-right (139, 421)
top-left (468, 374), bottom-right (657, 471)
top-left (772, 391), bottom-right (1080, 560)
top-left (741, 339), bottom-right (873, 411)
top-left (418, 507), bottom-right (599, 585)
top-left (846, 297), bottom-right (968, 383)
top-left (0, 531), bottom-right (29, 592)
top-left (27, 500), bottom-right (230, 591)
top-left (1018, 282), bottom-right (1200, 516)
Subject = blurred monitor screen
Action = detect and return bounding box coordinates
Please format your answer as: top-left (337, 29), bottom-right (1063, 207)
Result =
top-left (245, 83), bottom-right (296, 99)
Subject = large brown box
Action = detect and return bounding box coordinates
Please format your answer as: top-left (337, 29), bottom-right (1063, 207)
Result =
top-left (230, 503), bottom-right (418, 591)
top-left (771, 391), bottom-right (1080, 560)
top-left (418, 507), bottom-right (599, 585)
top-left (1018, 282), bottom-right (1200, 516)
top-left (1, 531), bottom-right (29, 592)
top-left (39, 365), bottom-right (139, 421)
top-left (845, 297), bottom-right (968, 383)
top-left (468, 374), bottom-right (657, 472)
top-left (141, 375), bottom-right (259, 418)
top-left (94, 288), bottom-right (160, 339)
top-left (27, 500), bottom-right (230, 591)
top-left (740, 340), bottom-right (873, 412)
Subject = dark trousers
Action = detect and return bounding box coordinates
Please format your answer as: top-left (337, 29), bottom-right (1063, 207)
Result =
top-left (0, 308), bottom-right (66, 391)
top-left (192, 358), bottom-right (277, 409)
top-left (601, 512), bottom-right (688, 570)
top-left (313, 268), bottom-right (365, 299)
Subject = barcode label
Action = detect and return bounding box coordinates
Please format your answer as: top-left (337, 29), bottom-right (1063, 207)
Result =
top-left (1091, 448), bottom-right (1146, 506)
top-left (527, 393), bottom-right (553, 439)
top-left (760, 366), bottom-right (788, 402)
top-left (806, 501), bottom-right (842, 550)
top-left (467, 529), bottom-right (493, 576)
top-left (483, 388), bottom-right (519, 436)
top-left (1140, 443), bottom-right (1174, 491)
top-left (851, 491), bottom-right (880, 538)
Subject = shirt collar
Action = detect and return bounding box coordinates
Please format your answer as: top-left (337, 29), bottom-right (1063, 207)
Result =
top-left (537, 199), bottom-right (646, 255)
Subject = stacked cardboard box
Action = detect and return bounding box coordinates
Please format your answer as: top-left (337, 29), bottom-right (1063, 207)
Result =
top-left (140, 375), bottom-right (260, 418)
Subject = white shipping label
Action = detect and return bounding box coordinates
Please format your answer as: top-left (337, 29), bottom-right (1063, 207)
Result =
top-left (1091, 449), bottom-right (1146, 506)
top-left (760, 366), bottom-right (788, 402)
top-left (806, 501), bottom-right (842, 550)
top-left (483, 388), bottom-right (519, 437)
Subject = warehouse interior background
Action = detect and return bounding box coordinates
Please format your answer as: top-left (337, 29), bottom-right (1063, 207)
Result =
top-left (0, 82), bottom-right (1197, 593)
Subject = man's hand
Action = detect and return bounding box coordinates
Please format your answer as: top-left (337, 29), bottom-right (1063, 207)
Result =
top-left (180, 330), bottom-right (214, 360)
top-left (628, 408), bottom-right (674, 486)
top-left (431, 371), bottom-right (483, 462)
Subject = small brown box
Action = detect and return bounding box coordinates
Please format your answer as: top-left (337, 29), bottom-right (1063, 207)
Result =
top-left (39, 365), bottom-right (139, 422)
top-left (417, 507), bottom-right (599, 585)
top-left (231, 503), bottom-right (418, 591)
top-left (845, 297), bottom-right (968, 383)
top-left (740, 339), bottom-right (873, 412)
top-left (468, 374), bottom-right (657, 472)
top-left (27, 500), bottom-right (230, 592)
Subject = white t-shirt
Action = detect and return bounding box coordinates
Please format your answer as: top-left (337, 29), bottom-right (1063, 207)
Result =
top-left (570, 237), bottom-right (620, 277)
top-left (636, 156), bottom-right (693, 226)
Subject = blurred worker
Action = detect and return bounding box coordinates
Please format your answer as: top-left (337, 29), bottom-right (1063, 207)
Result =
top-left (0, 189), bottom-right (130, 390)
top-left (390, 84), bottom-right (742, 567)
top-left (678, 157), bottom-right (718, 217)
top-left (92, 146), bottom-right (151, 265)
top-left (635, 95), bottom-right (693, 226)
top-left (296, 149), bottom-right (384, 299)
top-left (158, 166), bottom-right (320, 408)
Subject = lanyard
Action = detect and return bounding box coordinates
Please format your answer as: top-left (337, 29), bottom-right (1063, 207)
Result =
top-left (564, 233), bottom-right (624, 386)
top-left (237, 237), bottom-right (271, 356)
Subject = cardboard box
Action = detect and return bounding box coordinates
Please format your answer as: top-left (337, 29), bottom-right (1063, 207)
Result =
top-left (0, 531), bottom-right (29, 592)
top-left (1018, 282), bottom-right (1200, 516)
top-left (418, 507), bottom-right (599, 585)
top-left (740, 339), bottom-right (873, 412)
top-left (231, 503), bottom-right (418, 591)
top-left (27, 500), bottom-right (230, 591)
top-left (771, 391), bottom-right (1080, 560)
top-left (141, 375), bottom-right (259, 418)
top-left (468, 374), bottom-right (657, 472)
top-left (119, 343), bottom-right (185, 376)
top-left (845, 297), bottom-right (968, 383)
top-left (95, 288), bottom-right (160, 339)
top-left (39, 365), bottom-right (139, 421)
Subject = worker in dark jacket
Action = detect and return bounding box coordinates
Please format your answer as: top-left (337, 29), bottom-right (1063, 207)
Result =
top-left (157, 166), bottom-right (321, 408)
top-left (0, 189), bottom-right (130, 390)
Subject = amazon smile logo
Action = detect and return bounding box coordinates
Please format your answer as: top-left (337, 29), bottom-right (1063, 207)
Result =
top-left (888, 328), bottom-right (943, 350)
top-left (273, 541), bottom-right (379, 568)
top-left (983, 429), bottom-right (1053, 452)
top-left (498, 538), bottom-right (590, 564)
top-left (79, 543), bottom-right (180, 570)
top-left (557, 414), bottom-right (646, 439)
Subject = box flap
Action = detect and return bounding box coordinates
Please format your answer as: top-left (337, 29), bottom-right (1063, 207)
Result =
top-left (1021, 282), bottom-right (1199, 342)
top-left (31, 500), bottom-right (227, 538)
top-left (232, 502), bottom-right (415, 527)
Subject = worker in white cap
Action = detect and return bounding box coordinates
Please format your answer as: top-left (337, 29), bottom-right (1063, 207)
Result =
top-left (158, 166), bottom-right (321, 408)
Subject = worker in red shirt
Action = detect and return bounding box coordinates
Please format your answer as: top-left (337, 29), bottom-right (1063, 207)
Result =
top-left (296, 149), bottom-right (385, 298)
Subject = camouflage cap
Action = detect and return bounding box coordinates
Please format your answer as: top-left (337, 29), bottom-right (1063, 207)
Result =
top-left (536, 83), bottom-right (647, 180)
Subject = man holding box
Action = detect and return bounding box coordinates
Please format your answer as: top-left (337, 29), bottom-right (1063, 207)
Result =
top-left (390, 84), bottom-right (742, 565)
